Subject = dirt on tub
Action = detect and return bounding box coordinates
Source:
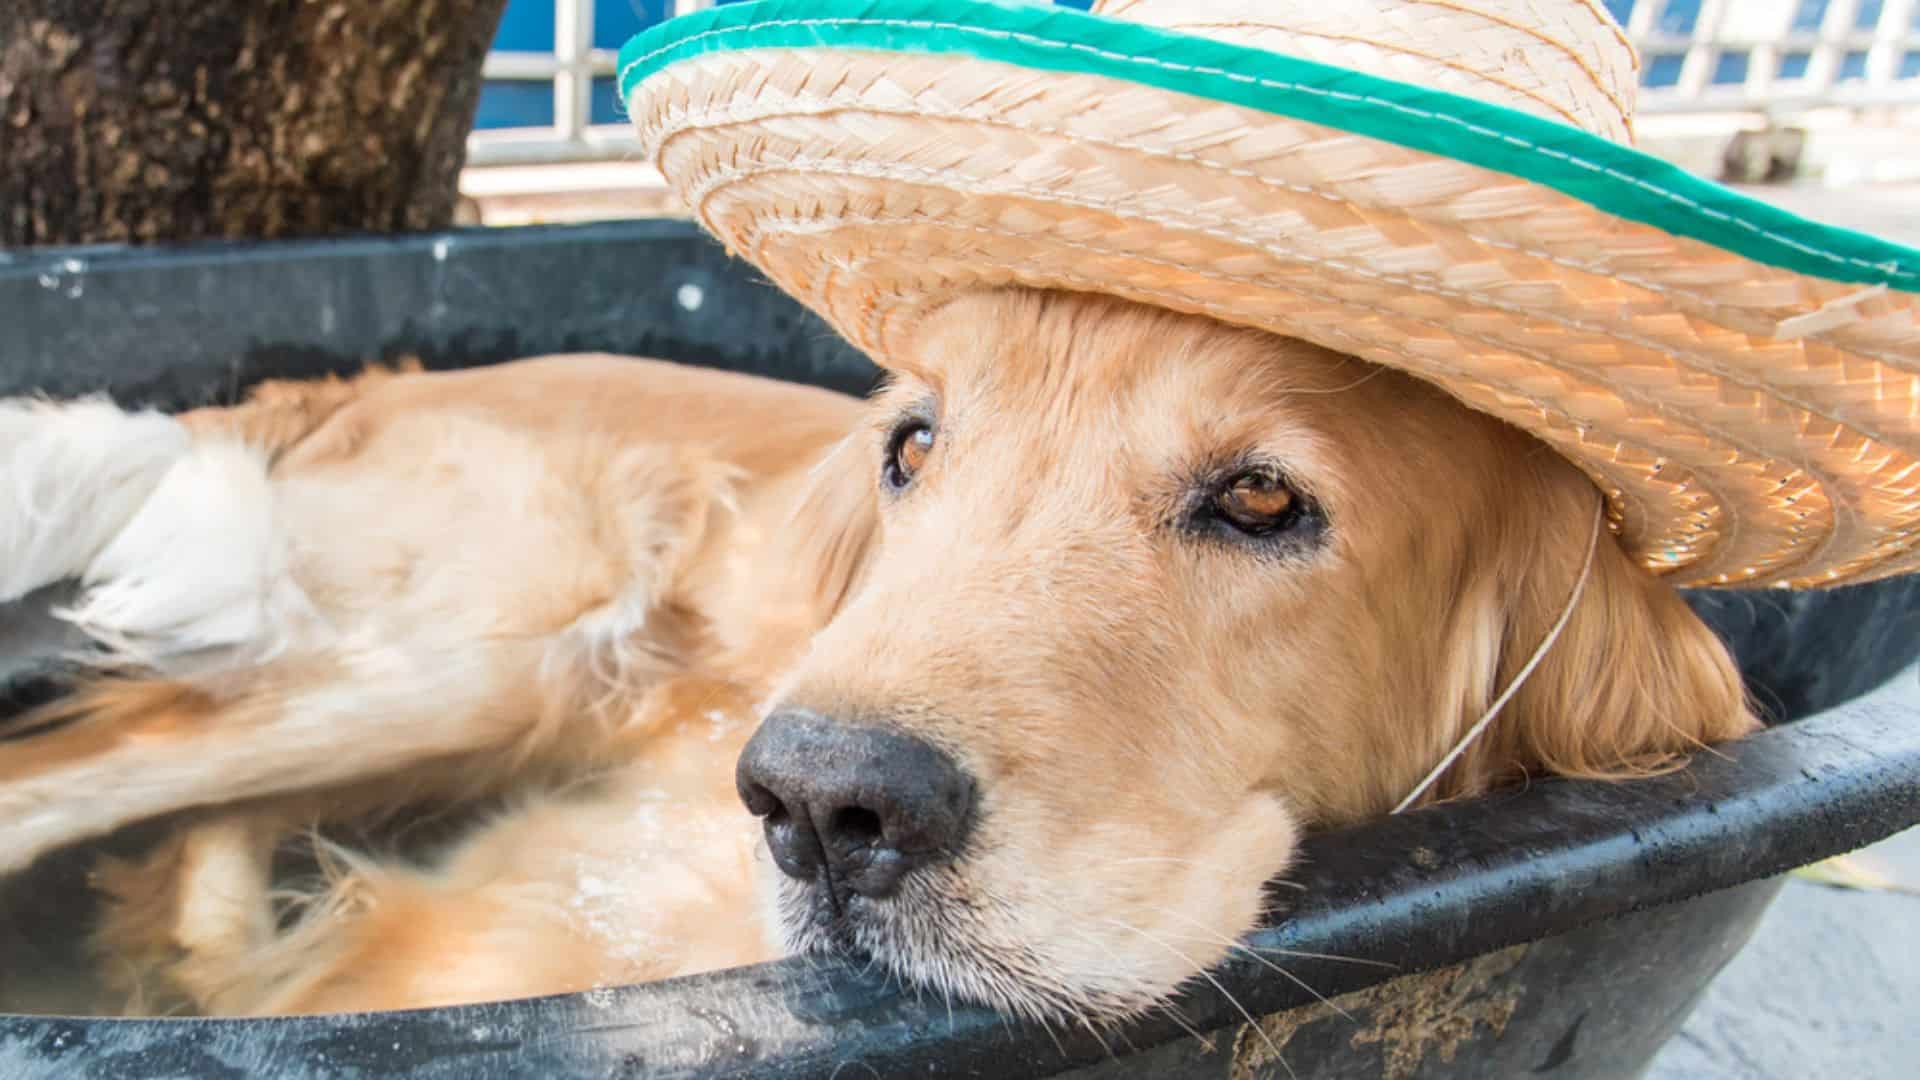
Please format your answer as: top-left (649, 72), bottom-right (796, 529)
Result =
top-left (1230, 944), bottom-right (1529, 1080)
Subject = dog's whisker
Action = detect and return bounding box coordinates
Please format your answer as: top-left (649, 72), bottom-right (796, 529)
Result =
top-left (1100, 855), bottom-right (1244, 871)
top-left (1143, 905), bottom-right (1355, 1023)
top-left (1240, 943), bottom-right (1398, 970)
top-left (1090, 915), bottom-right (1291, 1076)
top-left (1144, 997), bottom-right (1214, 1057)
top-left (1031, 1005), bottom-right (1069, 1056)
top-left (1068, 1002), bottom-right (1117, 1056)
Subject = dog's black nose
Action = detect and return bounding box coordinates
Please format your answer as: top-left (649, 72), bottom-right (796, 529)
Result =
top-left (736, 709), bottom-right (974, 899)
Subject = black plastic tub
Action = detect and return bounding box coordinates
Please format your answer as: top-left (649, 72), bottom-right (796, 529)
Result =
top-left (2, 221), bottom-right (1918, 1080)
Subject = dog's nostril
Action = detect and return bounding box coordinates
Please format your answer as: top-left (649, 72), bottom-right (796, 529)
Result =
top-left (830, 806), bottom-right (884, 849)
top-left (740, 782), bottom-right (784, 820)
top-left (736, 709), bottom-right (976, 899)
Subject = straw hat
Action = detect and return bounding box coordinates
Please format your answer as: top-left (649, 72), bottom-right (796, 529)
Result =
top-left (618, 0), bottom-right (1920, 588)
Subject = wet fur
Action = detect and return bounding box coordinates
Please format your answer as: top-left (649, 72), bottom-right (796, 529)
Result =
top-left (0, 290), bottom-right (1755, 1020)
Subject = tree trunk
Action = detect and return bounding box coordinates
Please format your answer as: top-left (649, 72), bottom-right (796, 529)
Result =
top-left (0, 0), bottom-right (509, 246)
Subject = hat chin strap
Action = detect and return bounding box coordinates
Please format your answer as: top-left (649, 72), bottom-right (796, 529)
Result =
top-left (1390, 496), bottom-right (1606, 816)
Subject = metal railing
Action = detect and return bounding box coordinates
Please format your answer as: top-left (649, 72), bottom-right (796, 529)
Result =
top-left (466, 0), bottom-right (1920, 167)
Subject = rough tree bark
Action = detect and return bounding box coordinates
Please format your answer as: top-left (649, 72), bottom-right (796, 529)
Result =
top-left (0, 0), bottom-right (509, 246)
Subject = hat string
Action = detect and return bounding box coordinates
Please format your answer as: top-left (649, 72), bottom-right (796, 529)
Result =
top-left (1390, 495), bottom-right (1606, 815)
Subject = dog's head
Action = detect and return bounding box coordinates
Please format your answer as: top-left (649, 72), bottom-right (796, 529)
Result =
top-left (738, 289), bottom-right (1753, 1022)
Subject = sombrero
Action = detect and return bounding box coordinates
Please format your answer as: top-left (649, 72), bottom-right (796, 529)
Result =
top-left (617, 0), bottom-right (1920, 588)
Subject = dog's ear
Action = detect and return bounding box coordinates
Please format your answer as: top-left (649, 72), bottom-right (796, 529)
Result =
top-left (1426, 482), bottom-right (1758, 804)
top-left (720, 433), bottom-right (879, 683)
top-left (785, 434), bottom-right (881, 624)
top-left (1499, 532), bottom-right (1757, 785)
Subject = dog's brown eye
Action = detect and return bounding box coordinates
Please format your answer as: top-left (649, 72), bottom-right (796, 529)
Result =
top-left (1214, 471), bottom-right (1299, 535)
top-left (885, 421), bottom-right (935, 491)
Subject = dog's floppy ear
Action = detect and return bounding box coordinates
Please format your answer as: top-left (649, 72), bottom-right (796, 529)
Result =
top-left (1427, 476), bottom-right (1758, 804)
top-left (1499, 530), bottom-right (1758, 785)
top-left (786, 434), bottom-right (881, 624)
top-left (722, 433), bottom-right (880, 683)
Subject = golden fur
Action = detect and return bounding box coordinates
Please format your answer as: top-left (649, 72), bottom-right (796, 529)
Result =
top-left (0, 289), bottom-right (1755, 1021)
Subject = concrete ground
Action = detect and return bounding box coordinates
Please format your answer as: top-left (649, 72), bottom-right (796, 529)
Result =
top-left (1646, 826), bottom-right (1920, 1079)
top-left (1646, 666), bottom-right (1920, 1080)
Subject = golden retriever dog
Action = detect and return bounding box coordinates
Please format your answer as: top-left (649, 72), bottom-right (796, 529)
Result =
top-left (0, 288), bottom-right (1756, 1021)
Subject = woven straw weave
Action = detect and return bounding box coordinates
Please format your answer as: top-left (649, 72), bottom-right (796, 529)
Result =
top-left (1099, 0), bottom-right (1639, 140)
top-left (626, 1), bottom-right (1920, 588)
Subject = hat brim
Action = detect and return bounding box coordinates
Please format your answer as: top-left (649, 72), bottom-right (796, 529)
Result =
top-left (619, 0), bottom-right (1920, 588)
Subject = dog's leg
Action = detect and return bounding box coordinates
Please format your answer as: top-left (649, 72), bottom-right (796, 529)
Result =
top-left (0, 636), bottom-right (558, 875)
top-left (100, 676), bottom-right (771, 1016)
top-left (56, 439), bottom-right (312, 669)
top-left (231, 836), bottom-right (633, 1014)
top-left (233, 781), bottom-right (767, 1015)
top-left (92, 812), bottom-right (279, 1014)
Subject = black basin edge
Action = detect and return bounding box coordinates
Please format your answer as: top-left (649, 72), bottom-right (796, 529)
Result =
top-left (1, 689), bottom-right (1914, 1080)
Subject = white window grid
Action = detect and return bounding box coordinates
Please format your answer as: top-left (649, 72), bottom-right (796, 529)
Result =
top-left (469, 0), bottom-right (714, 166)
top-left (468, 0), bottom-right (1920, 165)
top-left (1630, 0), bottom-right (1920, 113)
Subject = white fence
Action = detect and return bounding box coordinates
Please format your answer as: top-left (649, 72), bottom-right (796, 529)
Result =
top-left (466, 0), bottom-right (1920, 167)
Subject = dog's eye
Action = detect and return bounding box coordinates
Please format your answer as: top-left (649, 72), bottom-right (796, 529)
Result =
top-left (1211, 469), bottom-right (1301, 536)
top-left (884, 420), bottom-right (935, 491)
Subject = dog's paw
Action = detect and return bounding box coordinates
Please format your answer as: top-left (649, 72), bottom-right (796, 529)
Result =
top-left (0, 398), bottom-right (187, 604)
top-left (59, 440), bottom-right (305, 667)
